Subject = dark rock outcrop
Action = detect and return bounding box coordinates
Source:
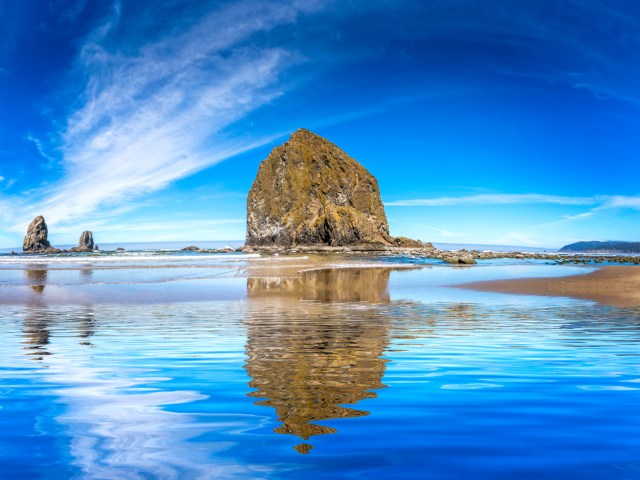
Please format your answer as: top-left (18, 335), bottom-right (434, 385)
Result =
top-left (23, 216), bottom-right (61, 253)
top-left (392, 237), bottom-right (425, 248)
top-left (70, 231), bottom-right (95, 252)
top-left (246, 129), bottom-right (398, 247)
top-left (181, 245), bottom-right (236, 253)
top-left (439, 250), bottom-right (476, 264)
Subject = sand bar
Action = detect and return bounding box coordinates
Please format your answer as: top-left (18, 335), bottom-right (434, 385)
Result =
top-left (461, 266), bottom-right (640, 307)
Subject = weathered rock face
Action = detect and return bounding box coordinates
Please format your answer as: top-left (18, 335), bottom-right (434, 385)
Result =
top-left (246, 129), bottom-right (394, 247)
top-left (23, 216), bottom-right (52, 252)
top-left (70, 231), bottom-right (95, 252)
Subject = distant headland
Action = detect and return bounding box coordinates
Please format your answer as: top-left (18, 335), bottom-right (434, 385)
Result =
top-left (559, 241), bottom-right (640, 254)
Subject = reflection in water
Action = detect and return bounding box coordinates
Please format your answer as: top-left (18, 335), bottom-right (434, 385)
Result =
top-left (13, 302), bottom-right (259, 479)
top-left (245, 268), bottom-right (392, 454)
top-left (22, 306), bottom-right (97, 360)
top-left (21, 265), bottom-right (95, 357)
top-left (80, 268), bottom-right (93, 278)
top-left (247, 267), bottom-right (392, 303)
top-left (77, 307), bottom-right (96, 346)
top-left (23, 268), bottom-right (51, 360)
top-left (22, 306), bottom-right (52, 361)
top-left (25, 268), bottom-right (47, 293)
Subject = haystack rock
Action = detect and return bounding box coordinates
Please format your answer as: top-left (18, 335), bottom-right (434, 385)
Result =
top-left (246, 129), bottom-right (419, 247)
top-left (23, 216), bottom-right (55, 253)
top-left (70, 231), bottom-right (95, 252)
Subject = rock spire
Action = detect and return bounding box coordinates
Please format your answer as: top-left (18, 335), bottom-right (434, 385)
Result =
top-left (23, 216), bottom-right (53, 253)
top-left (70, 231), bottom-right (95, 252)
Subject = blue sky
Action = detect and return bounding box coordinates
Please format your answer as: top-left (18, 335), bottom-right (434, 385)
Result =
top-left (1, 0), bottom-right (639, 249)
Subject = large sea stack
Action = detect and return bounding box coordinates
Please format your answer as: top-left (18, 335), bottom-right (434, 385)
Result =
top-left (246, 129), bottom-right (404, 247)
top-left (23, 216), bottom-right (55, 253)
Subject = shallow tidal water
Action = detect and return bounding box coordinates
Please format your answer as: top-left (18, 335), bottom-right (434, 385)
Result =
top-left (1, 252), bottom-right (640, 479)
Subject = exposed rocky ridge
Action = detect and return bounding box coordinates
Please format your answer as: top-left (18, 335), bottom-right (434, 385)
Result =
top-left (70, 231), bottom-right (96, 252)
top-left (22, 216), bottom-right (61, 253)
top-left (246, 129), bottom-right (422, 248)
top-left (243, 244), bottom-right (477, 264)
top-left (181, 245), bottom-right (236, 253)
top-left (241, 244), bottom-right (640, 265)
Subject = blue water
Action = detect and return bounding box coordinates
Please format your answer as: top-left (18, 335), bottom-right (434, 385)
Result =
top-left (1, 252), bottom-right (639, 479)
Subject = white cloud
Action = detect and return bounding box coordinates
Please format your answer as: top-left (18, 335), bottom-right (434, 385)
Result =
top-left (26, 133), bottom-right (58, 168)
top-left (599, 195), bottom-right (640, 210)
top-left (42, 318), bottom-right (270, 479)
top-left (385, 193), bottom-right (640, 209)
top-left (389, 219), bottom-right (459, 237)
top-left (13, 0), bottom-right (324, 230)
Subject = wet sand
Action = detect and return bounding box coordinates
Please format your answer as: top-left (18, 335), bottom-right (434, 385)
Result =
top-left (0, 254), bottom-right (416, 305)
top-left (461, 266), bottom-right (640, 307)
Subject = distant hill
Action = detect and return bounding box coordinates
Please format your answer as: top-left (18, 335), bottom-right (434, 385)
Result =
top-left (559, 241), bottom-right (640, 253)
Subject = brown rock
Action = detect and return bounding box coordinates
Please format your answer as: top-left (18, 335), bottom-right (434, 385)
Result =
top-left (246, 129), bottom-right (394, 247)
top-left (393, 236), bottom-right (423, 248)
top-left (70, 231), bottom-right (95, 252)
top-left (23, 216), bottom-right (53, 253)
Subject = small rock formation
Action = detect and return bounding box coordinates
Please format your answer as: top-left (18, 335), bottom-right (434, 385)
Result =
top-left (70, 231), bottom-right (95, 252)
top-left (23, 216), bottom-right (61, 253)
top-left (393, 236), bottom-right (425, 248)
top-left (181, 245), bottom-right (237, 253)
top-left (246, 128), bottom-right (419, 248)
top-left (440, 250), bottom-right (476, 265)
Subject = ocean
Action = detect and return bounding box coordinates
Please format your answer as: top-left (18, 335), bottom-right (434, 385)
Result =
top-left (0, 241), bottom-right (551, 255)
top-left (1, 249), bottom-right (639, 478)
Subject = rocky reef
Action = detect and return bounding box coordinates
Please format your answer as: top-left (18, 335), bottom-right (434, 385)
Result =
top-left (22, 216), bottom-right (61, 254)
top-left (246, 129), bottom-right (421, 248)
top-left (180, 245), bottom-right (236, 253)
top-left (241, 243), bottom-right (640, 265)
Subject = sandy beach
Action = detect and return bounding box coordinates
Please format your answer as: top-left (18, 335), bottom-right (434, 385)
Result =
top-left (461, 265), bottom-right (640, 308)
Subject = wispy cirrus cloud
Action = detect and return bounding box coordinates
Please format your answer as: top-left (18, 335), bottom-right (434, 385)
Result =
top-left (14, 0), bottom-right (324, 230)
top-left (389, 219), bottom-right (459, 237)
top-left (385, 193), bottom-right (640, 209)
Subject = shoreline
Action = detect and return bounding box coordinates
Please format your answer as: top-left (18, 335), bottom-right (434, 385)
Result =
top-left (459, 266), bottom-right (640, 308)
top-left (241, 245), bottom-right (640, 265)
top-left (4, 243), bottom-right (640, 265)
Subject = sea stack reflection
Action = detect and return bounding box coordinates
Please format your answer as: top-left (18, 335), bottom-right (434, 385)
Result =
top-left (244, 268), bottom-right (391, 453)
